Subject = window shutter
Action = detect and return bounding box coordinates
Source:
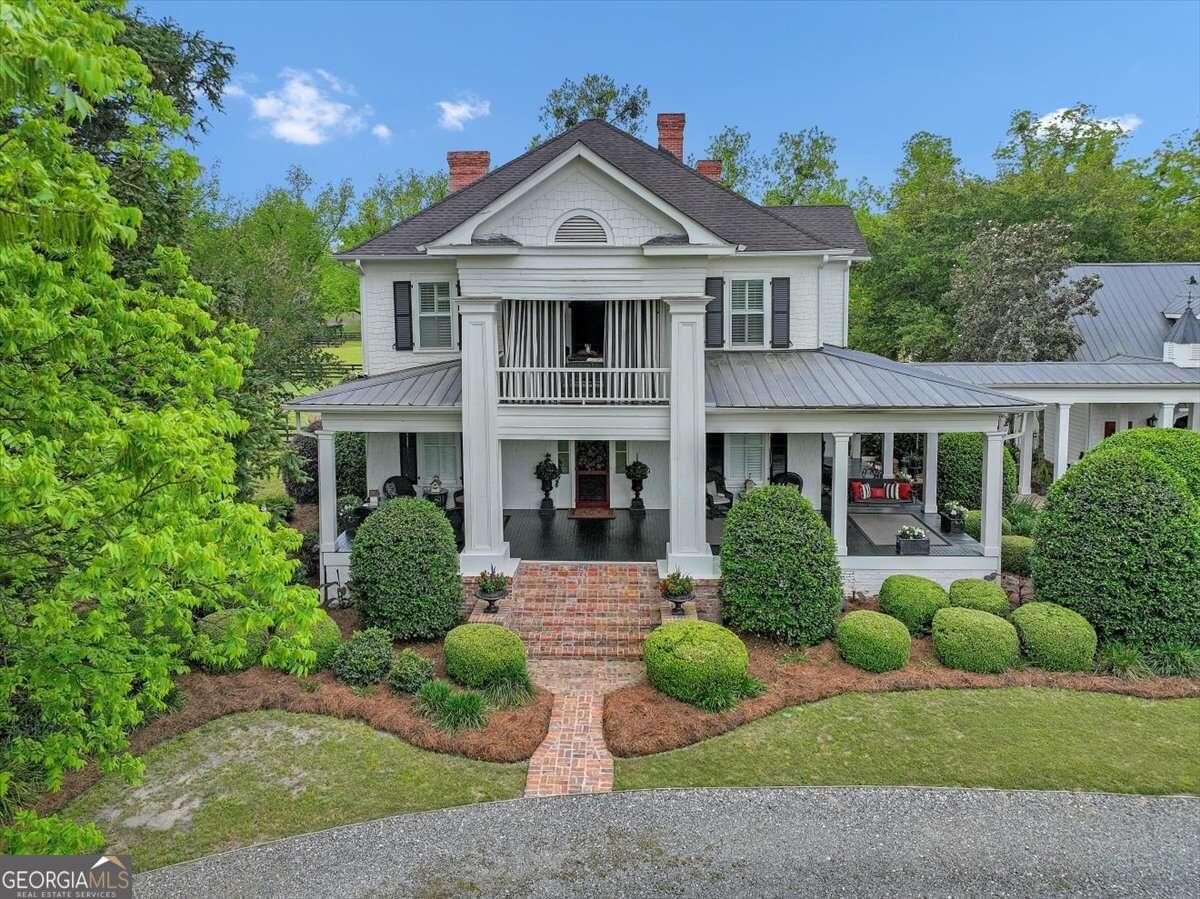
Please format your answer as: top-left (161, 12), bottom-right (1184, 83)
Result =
top-left (393, 281), bottom-right (413, 350)
top-left (704, 277), bottom-right (724, 348)
top-left (456, 281), bottom-right (462, 349)
top-left (398, 433), bottom-right (418, 482)
top-left (771, 277), bottom-right (791, 348)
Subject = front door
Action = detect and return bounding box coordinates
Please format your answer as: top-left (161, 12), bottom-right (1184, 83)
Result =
top-left (574, 440), bottom-right (610, 508)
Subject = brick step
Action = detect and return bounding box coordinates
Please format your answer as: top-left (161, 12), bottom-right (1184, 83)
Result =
top-left (525, 643), bottom-right (645, 661)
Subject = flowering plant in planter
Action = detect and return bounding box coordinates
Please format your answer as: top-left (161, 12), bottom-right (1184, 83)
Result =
top-left (896, 525), bottom-right (927, 540)
top-left (895, 470), bottom-right (913, 483)
top-left (534, 454), bottom-right (561, 486)
top-left (476, 566), bottom-right (509, 614)
top-left (659, 569), bottom-right (695, 617)
top-left (942, 501), bottom-right (967, 519)
top-left (624, 459), bottom-right (650, 482)
top-left (895, 524), bottom-right (931, 556)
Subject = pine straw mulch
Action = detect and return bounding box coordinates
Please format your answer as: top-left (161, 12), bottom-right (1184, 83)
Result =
top-left (37, 610), bottom-right (552, 816)
top-left (605, 596), bottom-right (1200, 758)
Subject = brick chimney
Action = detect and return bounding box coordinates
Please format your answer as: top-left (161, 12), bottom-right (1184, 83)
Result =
top-left (657, 113), bottom-right (685, 161)
top-left (697, 159), bottom-right (723, 182)
top-left (447, 150), bottom-right (490, 192)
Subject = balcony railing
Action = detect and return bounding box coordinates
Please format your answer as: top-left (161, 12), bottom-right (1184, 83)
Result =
top-left (497, 367), bottom-right (670, 405)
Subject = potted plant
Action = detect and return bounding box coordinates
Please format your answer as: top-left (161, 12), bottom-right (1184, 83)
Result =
top-left (939, 500), bottom-right (967, 534)
top-left (476, 566), bottom-right (510, 615)
top-left (625, 458), bottom-right (650, 515)
top-left (659, 569), bottom-right (695, 617)
top-left (895, 524), bottom-right (931, 556)
top-left (533, 453), bottom-right (561, 517)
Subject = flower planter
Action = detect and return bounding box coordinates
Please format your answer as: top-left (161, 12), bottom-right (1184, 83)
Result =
top-left (478, 587), bottom-right (507, 615)
top-left (938, 513), bottom-right (964, 534)
top-left (896, 537), bottom-right (931, 556)
top-left (663, 590), bottom-right (693, 617)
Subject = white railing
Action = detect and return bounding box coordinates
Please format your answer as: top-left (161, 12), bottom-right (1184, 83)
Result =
top-left (497, 367), bottom-right (670, 405)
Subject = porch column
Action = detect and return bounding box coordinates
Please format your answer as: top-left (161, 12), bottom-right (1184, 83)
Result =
top-left (1053, 402), bottom-right (1072, 480)
top-left (317, 430), bottom-right (337, 554)
top-left (457, 297), bottom-right (513, 574)
top-left (664, 296), bottom-right (715, 577)
top-left (881, 432), bottom-right (895, 478)
top-left (1191, 402), bottom-right (1200, 433)
top-left (1018, 411), bottom-right (1034, 496)
top-left (981, 430), bottom-right (1005, 559)
top-left (1158, 402), bottom-right (1177, 428)
top-left (831, 432), bottom-right (851, 556)
top-left (923, 431), bottom-right (939, 515)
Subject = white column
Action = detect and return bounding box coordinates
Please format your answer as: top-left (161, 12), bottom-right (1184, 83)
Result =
top-left (850, 434), bottom-right (861, 460)
top-left (1053, 402), bottom-right (1072, 480)
top-left (882, 432), bottom-right (895, 478)
top-left (457, 297), bottom-right (513, 574)
top-left (317, 430), bottom-right (338, 554)
top-left (1159, 402), bottom-right (1177, 428)
top-left (1191, 403), bottom-right (1200, 433)
top-left (981, 430), bottom-right (1005, 559)
top-left (664, 296), bottom-right (715, 578)
top-left (1018, 411), bottom-right (1034, 496)
top-left (832, 432), bottom-right (851, 557)
top-left (923, 431), bottom-right (939, 515)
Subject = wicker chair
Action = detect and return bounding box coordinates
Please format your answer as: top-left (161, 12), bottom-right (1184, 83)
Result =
top-left (770, 471), bottom-right (804, 491)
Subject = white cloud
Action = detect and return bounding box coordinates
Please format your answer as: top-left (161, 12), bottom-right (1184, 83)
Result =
top-left (371, 123), bottom-right (392, 142)
top-left (436, 95), bottom-right (491, 131)
top-left (225, 68), bottom-right (376, 145)
top-left (1035, 107), bottom-right (1143, 136)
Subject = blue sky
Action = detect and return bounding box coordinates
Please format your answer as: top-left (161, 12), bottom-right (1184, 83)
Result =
top-left (145, 0), bottom-right (1200, 202)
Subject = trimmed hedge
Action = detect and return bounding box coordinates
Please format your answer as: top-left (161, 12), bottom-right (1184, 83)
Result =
top-left (949, 579), bottom-right (1011, 618)
top-left (1094, 427), bottom-right (1200, 499)
top-left (1011, 602), bottom-right (1097, 672)
top-left (720, 485), bottom-right (843, 645)
top-left (878, 575), bottom-right (949, 636)
top-left (193, 609), bottom-right (269, 673)
top-left (1031, 446), bottom-right (1200, 647)
top-left (284, 428), bottom-right (367, 505)
top-left (388, 649), bottom-right (436, 693)
top-left (332, 628), bottom-right (394, 687)
top-left (276, 608), bottom-right (342, 671)
top-left (937, 432), bottom-right (1017, 511)
top-left (836, 610), bottom-right (911, 673)
top-left (963, 510), bottom-right (1012, 542)
top-left (350, 497), bottom-right (461, 640)
top-left (443, 623), bottom-right (529, 689)
top-left (1001, 536), bottom-right (1034, 577)
top-left (932, 607), bottom-right (1020, 674)
top-left (644, 621), bottom-right (758, 712)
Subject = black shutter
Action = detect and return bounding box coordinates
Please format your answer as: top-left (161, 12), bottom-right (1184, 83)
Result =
top-left (770, 433), bottom-right (788, 478)
top-left (392, 281), bottom-right (413, 350)
top-left (398, 433), bottom-right (418, 482)
top-left (704, 276), bottom-right (724, 348)
top-left (771, 277), bottom-right (791, 348)
top-left (705, 433), bottom-right (725, 476)
top-left (455, 280), bottom-right (462, 349)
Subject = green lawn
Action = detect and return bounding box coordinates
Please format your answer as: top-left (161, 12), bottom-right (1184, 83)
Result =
top-left (65, 711), bottom-right (526, 871)
top-left (615, 688), bottom-right (1200, 795)
top-left (326, 338), bottom-right (362, 367)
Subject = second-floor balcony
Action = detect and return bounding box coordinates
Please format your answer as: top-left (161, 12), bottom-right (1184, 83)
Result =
top-left (498, 365), bottom-right (669, 405)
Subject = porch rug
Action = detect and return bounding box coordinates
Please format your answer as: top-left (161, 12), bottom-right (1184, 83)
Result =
top-left (848, 512), bottom-right (949, 547)
top-left (567, 508), bottom-right (617, 520)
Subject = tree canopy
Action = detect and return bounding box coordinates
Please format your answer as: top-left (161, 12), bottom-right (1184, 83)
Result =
top-left (531, 73), bottom-right (650, 145)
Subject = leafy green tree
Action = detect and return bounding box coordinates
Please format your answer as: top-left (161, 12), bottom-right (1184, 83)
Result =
top-left (1135, 129), bottom-right (1200, 260)
top-left (531, 73), bottom-right (650, 145)
top-left (701, 126), bottom-right (766, 197)
top-left (762, 127), bottom-right (848, 206)
top-left (339, 168), bottom-right (449, 253)
top-left (0, 0), bottom-right (318, 851)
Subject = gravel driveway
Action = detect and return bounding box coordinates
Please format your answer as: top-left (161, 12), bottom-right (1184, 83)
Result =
top-left (135, 787), bottom-right (1200, 898)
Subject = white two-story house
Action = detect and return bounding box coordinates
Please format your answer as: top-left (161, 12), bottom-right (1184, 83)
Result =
top-left (291, 114), bottom-right (1183, 591)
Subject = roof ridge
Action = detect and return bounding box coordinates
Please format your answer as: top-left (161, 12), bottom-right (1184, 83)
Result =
top-left (821, 346), bottom-right (1035, 404)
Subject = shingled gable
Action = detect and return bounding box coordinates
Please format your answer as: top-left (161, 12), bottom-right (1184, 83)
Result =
top-left (336, 118), bottom-right (866, 257)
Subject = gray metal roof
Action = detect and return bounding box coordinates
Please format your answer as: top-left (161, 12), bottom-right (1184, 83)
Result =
top-left (705, 347), bottom-right (1038, 410)
top-left (286, 361), bottom-right (462, 410)
top-left (338, 119), bottom-right (866, 256)
top-left (912, 360), bottom-right (1200, 386)
top-left (1066, 263), bottom-right (1200, 361)
top-left (1166, 303), bottom-right (1200, 344)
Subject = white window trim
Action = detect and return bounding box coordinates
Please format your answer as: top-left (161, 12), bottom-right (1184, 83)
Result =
top-left (725, 433), bottom-right (769, 493)
top-left (414, 280), bottom-right (457, 352)
top-left (725, 274), bottom-right (771, 349)
top-left (548, 208), bottom-right (613, 246)
top-left (416, 433), bottom-right (461, 488)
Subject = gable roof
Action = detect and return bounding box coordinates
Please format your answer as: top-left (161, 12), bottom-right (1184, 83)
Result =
top-left (1165, 303), bottom-right (1200, 344)
top-left (1067, 263), bottom-right (1200, 361)
top-left (338, 119), bottom-right (866, 257)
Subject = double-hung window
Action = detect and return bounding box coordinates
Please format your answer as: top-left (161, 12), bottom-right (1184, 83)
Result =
top-left (417, 282), bottom-right (453, 349)
top-left (729, 278), bottom-right (767, 347)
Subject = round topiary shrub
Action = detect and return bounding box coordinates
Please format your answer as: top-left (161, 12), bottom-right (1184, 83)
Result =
top-left (720, 485), bottom-right (843, 645)
top-left (284, 429), bottom-right (367, 505)
top-left (878, 575), bottom-right (949, 635)
top-left (643, 620), bottom-right (758, 712)
top-left (443, 623), bottom-right (529, 689)
top-left (350, 497), bottom-right (461, 640)
top-left (937, 432), bottom-right (1017, 511)
top-left (1010, 602), bottom-right (1097, 672)
top-left (963, 510), bottom-right (1012, 542)
top-left (276, 609), bottom-right (342, 671)
top-left (949, 578), bottom-right (1011, 618)
top-left (836, 610), bottom-right (911, 673)
top-left (931, 607), bottom-right (1020, 673)
top-left (332, 627), bottom-right (394, 687)
top-left (193, 609), bottom-right (269, 672)
top-left (389, 648), bottom-right (436, 693)
top-left (1094, 427), bottom-right (1200, 500)
top-left (1001, 535), bottom-right (1033, 576)
top-left (1031, 446), bottom-right (1200, 647)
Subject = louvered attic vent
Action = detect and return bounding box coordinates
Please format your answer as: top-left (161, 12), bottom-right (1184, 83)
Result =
top-left (554, 215), bottom-right (607, 243)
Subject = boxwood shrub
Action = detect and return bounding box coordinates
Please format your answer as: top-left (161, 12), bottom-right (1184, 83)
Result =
top-left (193, 609), bottom-right (269, 673)
top-left (836, 610), bottom-right (910, 672)
top-left (963, 510), bottom-right (1012, 542)
top-left (643, 620), bottom-right (761, 712)
top-left (1010, 602), bottom-right (1097, 672)
top-left (1031, 446), bottom-right (1200, 647)
top-left (931, 607), bottom-right (1020, 673)
top-left (949, 578), bottom-right (1011, 618)
top-left (443, 623), bottom-right (530, 690)
top-left (284, 429), bottom-right (367, 505)
top-left (350, 497), bottom-right (461, 640)
top-left (1094, 427), bottom-right (1200, 499)
top-left (388, 648), bottom-right (436, 694)
top-left (332, 627), bottom-right (394, 687)
top-left (720, 485), bottom-right (843, 645)
top-left (275, 608), bottom-right (342, 671)
top-left (878, 575), bottom-right (949, 635)
top-left (1001, 535), bottom-right (1034, 577)
top-left (937, 432), bottom-right (1017, 511)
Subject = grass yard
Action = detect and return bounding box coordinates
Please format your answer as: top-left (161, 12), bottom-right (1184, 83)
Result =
top-left (614, 688), bottom-right (1200, 795)
top-left (326, 338), bottom-right (362, 367)
top-left (65, 710), bottom-right (526, 872)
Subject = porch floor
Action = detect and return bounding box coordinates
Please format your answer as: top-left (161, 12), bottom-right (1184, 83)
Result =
top-left (503, 509), bottom-right (670, 563)
top-left (842, 504), bottom-right (984, 557)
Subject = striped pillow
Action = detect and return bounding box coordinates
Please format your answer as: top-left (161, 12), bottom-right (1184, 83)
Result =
top-left (884, 482), bottom-right (902, 500)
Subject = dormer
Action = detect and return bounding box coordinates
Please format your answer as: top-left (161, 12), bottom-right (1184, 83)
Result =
top-left (1163, 301), bottom-right (1200, 368)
